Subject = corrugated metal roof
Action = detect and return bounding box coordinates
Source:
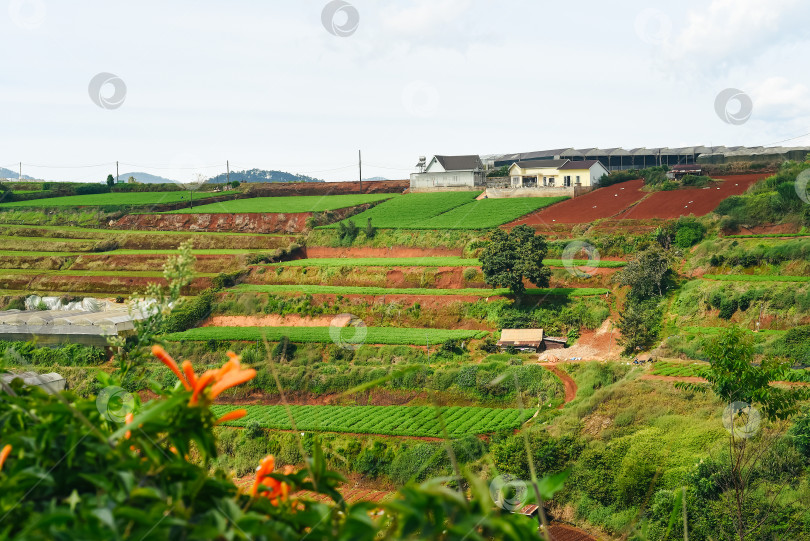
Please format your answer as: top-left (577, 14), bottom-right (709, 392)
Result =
top-left (513, 159), bottom-right (569, 169)
top-left (499, 329), bottom-right (544, 342)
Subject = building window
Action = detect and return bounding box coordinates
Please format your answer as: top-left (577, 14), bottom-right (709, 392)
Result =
top-left (564, 175), bottom-right (571, 187)
top-left (576, 175), bottom-right (580, 184)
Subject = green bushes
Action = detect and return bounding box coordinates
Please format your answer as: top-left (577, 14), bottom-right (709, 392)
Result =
top-left (715, 161), bottom-right (810, 227)
top-left (162, 289), bottom-right (215, 333)
top-left (0, 341), bottom-right (105, 366)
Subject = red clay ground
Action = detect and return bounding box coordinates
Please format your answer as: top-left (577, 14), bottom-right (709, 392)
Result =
top-left (507, 179), bottom-right (647, 226)
top-left (508, 173), bottom-right (770, 227)
top-left (615, 173), bottom-right (767, 220)
top-left (542, 364), bottom-right (577, 406)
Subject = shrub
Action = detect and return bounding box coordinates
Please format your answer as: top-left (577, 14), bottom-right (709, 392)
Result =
top-left (162, 289), bottom-right (215, 333)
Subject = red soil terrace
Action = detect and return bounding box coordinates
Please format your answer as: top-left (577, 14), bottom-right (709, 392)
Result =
top-left (507, 173), bottom-right (770, 227)
top-left (507, 179), bottom-right (647, 226)
top-left (615, 173), bottom-right (766, 220)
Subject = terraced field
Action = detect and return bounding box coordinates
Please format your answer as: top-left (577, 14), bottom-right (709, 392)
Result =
top-left (702, 274), bottom-right (810, 283)
top-left (234, 284), bottom-right (610, 297)
top-left (324, 192), bottom-right (480, 229)
top-left (417, 197), bottom-right (568, 229)
top-left (165, 326), bottom-right (488, 344)
top-left (163, 193), bottom-right (394, 214)
top-left (272, 257), bottom-right (625, 268)
top-left (0, 191), bottom-right (235, 208)
top-left (210, 404), bottom-right (532, 437)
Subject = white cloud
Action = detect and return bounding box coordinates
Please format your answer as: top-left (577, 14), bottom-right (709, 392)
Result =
top-left (380, 0), bottom-right (472, 35)
top-left (748, 76), bottom-right (810, 119)
top-left (662, 0), bottom-right (804, 72)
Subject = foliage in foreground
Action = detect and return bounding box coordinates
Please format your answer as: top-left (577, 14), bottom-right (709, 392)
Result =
top-left (0, 242), bottom-right (561, 540)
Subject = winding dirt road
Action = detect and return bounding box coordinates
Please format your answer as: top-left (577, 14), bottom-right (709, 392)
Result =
top-left (542, 364), bottom-right (577, 407)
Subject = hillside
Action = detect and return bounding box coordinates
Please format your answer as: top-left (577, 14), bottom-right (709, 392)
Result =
top-left (0, 163), bottom-right (809, 539)
top-left (118, 171), bottom-right (177, 184)
top-left (206, 168), bottom-right (324, 184)
top-left (0, 167), bottom-right (34, 180)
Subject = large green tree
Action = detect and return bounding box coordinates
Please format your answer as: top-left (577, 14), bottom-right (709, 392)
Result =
top-left (614, 245), bottom-right (673, 300)
top-left (614, 245), bottom-right (672, 354)
top-left (480, 224), bottom-right (550, 296)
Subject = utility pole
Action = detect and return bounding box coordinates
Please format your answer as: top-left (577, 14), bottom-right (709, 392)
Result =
top-left (18, 162), bottom-right (21, 182)
top-left (226, 160), bottom-right (230, 185)
top-left (358, 150), bottom-right (362, 193)
top-left (116, 161), bottom-right (119, 183)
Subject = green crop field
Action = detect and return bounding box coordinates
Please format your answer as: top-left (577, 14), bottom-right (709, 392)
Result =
top-left (417, 197), bottom-right (569, 229)
top-left (650, 362), bottom-right (709, 378)
top-left (233, 284), bottom-right (609, 297)
top-left (271, 257), bottom-right (625, 268)
top-left (703, 274), bottom-right (810, 283)
top-left (724, 233), bottom-right (809, 238)
top-left (681, 326), bottom-right (786, 336)
top-left (164, 326), bottom-right (488, 344)
top-left (322, 192), bottom-right (480, 229)
top-left (210, 404), bottom-right (532, 437)
top-left (162, 194), bottom-right (393, 214)
top-left (0, 191), bottom-right (235, 208)
top-left (651, 361), bottom-right (809, 382)
top-left (0, 268), bottom-right (218, 278)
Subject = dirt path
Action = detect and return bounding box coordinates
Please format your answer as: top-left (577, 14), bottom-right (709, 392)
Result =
top-left (539, 319), bottom-right (621, 362)
top-left (543, 364), bottom-right (577, 407)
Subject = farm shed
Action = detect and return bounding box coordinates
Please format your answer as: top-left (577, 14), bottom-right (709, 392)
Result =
top-left (497, 329), bottom-right (544, 352)
top-left (542, 336), bottom-right (567, 350)
top-left (0, 307), bottom-right (145, 347)
top-left (1, 371), bottom-right (66, 394)
top-left (410, 155), bottom-right (485, 191)
top-left (668, 163), bottom-right (703, 179)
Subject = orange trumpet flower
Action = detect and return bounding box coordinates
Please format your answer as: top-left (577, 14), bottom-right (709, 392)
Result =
top-left (0, 444), bottom-right (11, 472)
top-left (124, 412), bottom-right (134, 440)
top-left (152, 345), bottom-right (190, 391)
top-left (151, 346), bottom-right (257, 406)
top-left (215, 408), bottom-right (247, 425)
top-left (251, 455), bottom-right (290, 505)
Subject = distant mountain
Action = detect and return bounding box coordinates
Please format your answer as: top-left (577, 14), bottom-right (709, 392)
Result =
top-left (119, 172), bottom-right (178, 184)
top-left (363, 176), bottom-right (388, 181)
top-left (206, 169), bottom-right (324, 184)
top-left (0, 167), bottom-right (34, 180)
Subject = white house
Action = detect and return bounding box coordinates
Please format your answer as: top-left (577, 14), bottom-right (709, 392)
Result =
top-left (409, 155), bottom-right (485, 192)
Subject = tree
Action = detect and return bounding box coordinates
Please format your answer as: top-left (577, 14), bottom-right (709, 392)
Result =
top-left (616, 298), bottom-right (663, 354)
top-left (127, 176), bottom-right (137, 184)
top-left (614, 245), bottom-right (673, 300)
top-left (677, 326), bottom-right (809, 541)
top-left (480, 224), bottom-right (550, 296)
top-left (106, 174), bottom-right (115, 187)
top-left (365, 217), bottom-right (376, 239)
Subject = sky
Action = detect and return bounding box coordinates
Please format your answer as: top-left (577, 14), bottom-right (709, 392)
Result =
top-left (2, 0), bottom-right (810, 183)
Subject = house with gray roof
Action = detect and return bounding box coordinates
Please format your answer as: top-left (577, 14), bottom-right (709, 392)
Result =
top-left (409, 155), bottom-right (485, 192)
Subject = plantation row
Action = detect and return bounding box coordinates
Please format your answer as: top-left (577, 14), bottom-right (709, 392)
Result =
top-left (702, 274), bottom-right (810, 283)
top-left (165, 326), bottom-right (488, 345)
top-left (163, 194), bottom-right (393, 214)
top-left (320, 192), bottom-right (569, 229)
top-left (272, 257), bottom-right (626, 268)
top-left (0, 190), bottom-right (236, 208)
top-left (210, 404), bottom-right (533, 437)
top-left (651, 361), bottom-right (810, 382)
top-left (233, 284), bottom-right (610, 297)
